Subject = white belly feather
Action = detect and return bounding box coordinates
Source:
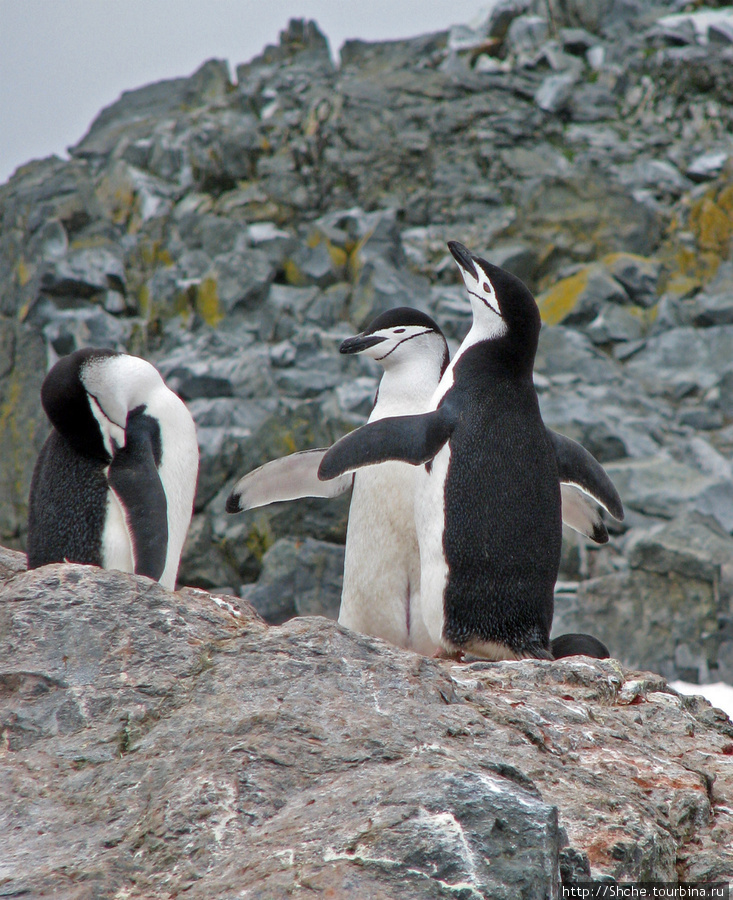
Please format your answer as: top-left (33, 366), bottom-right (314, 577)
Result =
top-left (101, 487), bottom-right (135, 575)
top-left (413, 442), bottom-right (451, 648)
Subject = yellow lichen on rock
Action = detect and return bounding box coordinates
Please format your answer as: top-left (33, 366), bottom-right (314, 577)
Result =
top-left (283, 258), bottom-right (305, 286)
top-left (196, 277), bottom-right (223, 326)
top-left (689, 194), bottom-right (731, 255)
top-left (15, 258), bottom-right (31, 288)
top-left (537, 267), bottom-right (589, 325)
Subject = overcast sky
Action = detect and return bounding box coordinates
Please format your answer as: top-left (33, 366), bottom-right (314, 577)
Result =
top-left (0, 0), bottom-right (489, 185)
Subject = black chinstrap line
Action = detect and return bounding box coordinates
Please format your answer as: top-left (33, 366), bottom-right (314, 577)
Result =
top-left (466, 287), bottom-right (502, 318)
top-left (373, 328), bottom-right (435, 361)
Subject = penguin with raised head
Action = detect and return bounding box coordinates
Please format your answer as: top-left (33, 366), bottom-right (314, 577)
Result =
top-left (318, 242), bottom-right (624, 660)
top-left (229, 305), bottom-right (618, 656)
top-left (27, 348), bottom-right (199, 590)
top-left (229, 307), bottom-right (449, 654)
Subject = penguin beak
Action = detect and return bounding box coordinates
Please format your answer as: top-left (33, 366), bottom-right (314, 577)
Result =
top-left (447, 240), bottom-right (478, 281)
top-left (340, 333), bottom-right (387, 354)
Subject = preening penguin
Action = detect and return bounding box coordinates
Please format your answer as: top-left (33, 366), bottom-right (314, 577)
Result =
top-left (228, 307), bottom-right (450, 655)
top-left (27, 348), bottom-right (199, 590)
top-left (319, 242), bottom-right (624, 661)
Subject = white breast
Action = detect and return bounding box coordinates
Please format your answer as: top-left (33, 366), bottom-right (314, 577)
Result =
top-left (145, 386), bottom-right (198, 590)
top-left (337, 354), bottom-right (442, 655)
top-left (413, 442), bottom-right (452, 648)
top-left (101, 487), bottom-right (135, 575)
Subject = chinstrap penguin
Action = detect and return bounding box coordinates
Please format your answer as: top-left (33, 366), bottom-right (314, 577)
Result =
top-left (228, 307), bottom-right (449, 655)
top-left (319, 241), bottom-right (624, 661)
top-left (27, 348), bottom-right (198, 590)
top-left (230, 305), bottom-right (619, 658)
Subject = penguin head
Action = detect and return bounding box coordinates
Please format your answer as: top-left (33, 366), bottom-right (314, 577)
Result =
top-left (339, 307), bottom-right (449, 375)
top-left (41, 348), bottom-right (170, 460)
top-left (448, 240), bottom-right (541, 360)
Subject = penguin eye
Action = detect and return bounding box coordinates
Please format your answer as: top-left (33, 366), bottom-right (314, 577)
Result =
top-left (483, 282), bottom-right (491, 292)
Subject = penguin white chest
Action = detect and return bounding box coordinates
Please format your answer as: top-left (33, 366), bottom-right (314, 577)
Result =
top-left (414, 441), bottom-right (452, 647)
top-left (101, 486), bottom-right (135, 574)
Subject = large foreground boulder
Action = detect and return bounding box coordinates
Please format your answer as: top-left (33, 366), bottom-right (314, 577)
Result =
top-left (1, 550), bottom-right (732, 896)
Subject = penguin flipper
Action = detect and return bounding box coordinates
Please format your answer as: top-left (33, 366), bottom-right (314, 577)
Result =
top-left (548, 429), bottom-right (624, 523)
top-left (108, 410), bottom-right (168, 583)
top-left (319, 406), bottom-right (456, 480)
top-left (227, 449), bottom-right (353, 512)
top-left (560, 484), bottom-right (608, 544)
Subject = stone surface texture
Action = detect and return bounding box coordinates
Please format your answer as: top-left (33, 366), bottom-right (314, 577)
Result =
top-left (2, 0), bottom-right (733, 826)
top-left (1, 555), bottom-right (733, 897)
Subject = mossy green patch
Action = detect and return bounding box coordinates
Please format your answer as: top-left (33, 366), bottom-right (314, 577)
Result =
top-left (537, 268), bottom-right (589, 326)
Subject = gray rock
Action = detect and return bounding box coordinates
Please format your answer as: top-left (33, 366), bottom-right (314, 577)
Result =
top-left (485, 0), bottom-right (533, 41)
top-left (206, 248), bottom-right (274, 313)
top-left (350, 258), bottom-right (431, 328)
top-left (570, 567), bottom-right (721, 682)
top-left (535, 71), bottom-right (578, 113)
top-left (649, 16), bottom-right (698, 47)
top-left (604, 455), bottom-right (720, 519)
top-left (603, 253), bottom-right (661, 307)
top-left (186, 111), bottom-right (263, 190)
top-left (0, 325), bottom-right (48, 542)
top-left (500, 144), bottom-right (570, 179)
top-left (23, 297), bottom-right (133, 357)
top-left (243, 537), bottom-right (344, 623)
top-left (687, 151), bottom-right (729, 182)
top-left (561, 27), bottom-right (599, 55)
top-left (709, 19), bottom-right (733, 46)
top-left (677, 406), bottom-right (724, 431)
top-left (540, 382), bottom-right (665, 460)
top-left (73, 59), bottom-right (231, 159)
top-left (273, 354), bottom-right (345, 398)
top-left (177, 513), bottom-right (240, 590)
top-left (695, 482), bottom-right (733, 534)
top-left (2, 561), bottom-right (733, 894)
top-left (691, 292), bottom-right (733, 327)
top-left (711, 369), bottom-right (733, 419)
top-left (615, 158), bottom-right (691, 198)
top-left (246, 221), bottom-right (297, 266)
top-left (535, 326), bottom-right (621, 385)
top-left (506, 15), bottom-right (549, 56)
top-left (585, 304), bottom-right (644, 344)
top-left (305, 282), bottom-right (351, 329)
top-left (568, 82), bottom-right (618, 123)
top-left (39, 245), bottom-right (126, 299)
top-left (488, 242), bottom-right (538, 286)
top-left (624, 326), bottom-right (733, 397)
top-left (627, 513), bottom-right (733, 582)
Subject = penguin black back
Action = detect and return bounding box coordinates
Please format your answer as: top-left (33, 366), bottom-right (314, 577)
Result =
top-left (26, 430), bottom-right (109, 568)
top-left (440, 342), bottom-right (561, 656)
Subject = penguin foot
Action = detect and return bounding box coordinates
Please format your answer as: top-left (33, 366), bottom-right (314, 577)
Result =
top-left (433, 647), bottom-right (466, 663)
top-left (551, 633), bottom-right (610, 660)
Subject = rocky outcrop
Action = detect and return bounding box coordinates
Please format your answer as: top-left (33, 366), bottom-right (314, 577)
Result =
top-left (1, 555), bottom-right (732, 896)
top-left (2, 3), bottom-right (733, 688)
